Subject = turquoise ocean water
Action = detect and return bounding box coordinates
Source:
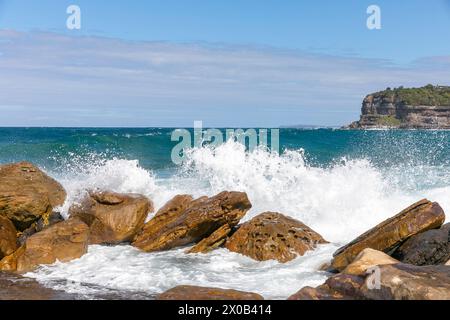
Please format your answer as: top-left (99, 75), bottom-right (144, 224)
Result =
top-left (1, 128), bottom-right (449, 299)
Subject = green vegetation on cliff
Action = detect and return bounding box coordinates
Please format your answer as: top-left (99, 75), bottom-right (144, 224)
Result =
top-left (375, 84), bottom-right (450, 106)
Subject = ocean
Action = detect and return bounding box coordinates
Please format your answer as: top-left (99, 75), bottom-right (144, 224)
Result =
top-left (1, 127), bottom-right (449, 299)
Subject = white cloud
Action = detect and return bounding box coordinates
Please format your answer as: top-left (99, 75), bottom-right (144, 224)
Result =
top-left (0, 30), bottom-right (448, 127)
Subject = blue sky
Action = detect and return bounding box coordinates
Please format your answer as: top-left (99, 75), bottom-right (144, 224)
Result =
top-left (0, 0), bottom-right (449, 127)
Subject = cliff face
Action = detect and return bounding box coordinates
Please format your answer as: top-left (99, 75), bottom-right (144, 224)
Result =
top-left (348, 85), bottom-right (450, 129)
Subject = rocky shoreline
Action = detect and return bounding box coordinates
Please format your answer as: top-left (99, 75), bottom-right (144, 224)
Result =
top-left (1, 161), bottom-right (449, 300)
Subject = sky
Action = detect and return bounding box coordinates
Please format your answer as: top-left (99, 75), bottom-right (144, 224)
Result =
top-left (0, 0), bottom-right (449, 127)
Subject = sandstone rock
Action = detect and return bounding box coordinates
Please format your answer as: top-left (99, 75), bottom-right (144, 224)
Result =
top-left (0, 218), bottom-right (89, 273)
top-left (156, 285), bottom-right (263, 300)
top-left (70, 191), bottom-right (152, 245)
top-left (331, 199), bottom-right (445, 271)
top-left (133, 192), bottom-right (251, 252)
top-left (288, 284), bottom-right (350, 300)
top-left (0, 162), bottom-right (66, 230)
top-left (0, 216), bottom-right (18, 259)
top-left (288, 274), bottom-right (364, 300)
top-left (18, 211), bottom-right (64, 246)
top-left (446, 260), bottom-right (450, 266)
top-left (343, 248), bottom-right (399, 276)
top-left (187, 224), bottom-right (232, 254)
top-left (392, 223), bottom-right (450, 266)
top-left (225, 212), bottom-right (327, 263)
top-left (360, 264), bottom-right (450, 300)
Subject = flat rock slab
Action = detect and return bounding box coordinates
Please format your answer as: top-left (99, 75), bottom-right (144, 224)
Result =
top-left (332, 199), bottom-right (445, 271)
top-left (157, 285), bottom-right (264, 300)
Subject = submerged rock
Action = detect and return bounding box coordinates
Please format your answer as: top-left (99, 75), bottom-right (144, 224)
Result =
top-left (0, 216), bottom-right (18, 259)
top-left (0, 218), bottom-right (89, 273)
top-left (342, 248), bottom-right (399, 276)
top-left (0, 162), bottom-right (66, 231)
top-left (70, 191), bottom-right (153, 245)
top-left (133, 192), bottom-right (251, 252)
top-left (331, 199), bottom-right (445, 271)
top-left (225, 212), bottom-right (328, 263)
top-left (156, 285), bottom-right (264, 300)
top-left (392, 223), bottom-right (450, 266)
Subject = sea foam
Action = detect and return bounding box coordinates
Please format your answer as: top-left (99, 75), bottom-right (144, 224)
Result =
top-left (30, 140), bottom-right (450, 299)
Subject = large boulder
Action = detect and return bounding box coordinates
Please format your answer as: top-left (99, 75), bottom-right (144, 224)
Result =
top-left (0, 218), bottom-right (89, 273)
top-left (225, 212), bottom-right (328, 263)
top-left (133, 192), bottom-right (251, 252)
top-left (0, 162), bottom-right (66, 230)
top-left (360, 264), bottom-right (450, 300)
top-left (0, 216), bottom-right (18, 259)
top-left (331, 199), bottom-right (445, 271)
top-left (156, 285), bottom-right (264, 300)
top-left (392, 223), bottom-right (450, 266)
top-left (343, 248), bottom-right (399, 276)
top-left (69, 191), bottom-right (153, 245)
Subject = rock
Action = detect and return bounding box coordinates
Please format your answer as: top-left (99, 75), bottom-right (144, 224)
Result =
top-left (70, 191), bottom-right (152, 245)
top-left (0, 216), bottom-right (18, 259)
top-left (225, 212), bottom-right (328, 263)
top-left (343, 248), bottom-right (399, 276)
top-left (446, 260), bottom-right (450, 266)
top-left (0, 162), bottom-right (66, 230)
top-left (0, 218), bottom-right (89, 273)
top-left (288, 284), bottom-right (351, 300)
top-left (360, 264), bottom-right (450, 300)
top-left (392, 223), bottom-right (450, 266)
top-left (133, 192), bottom-right (251, 252)
top-left (331, 199), bottom-right (445, 271)
top-left (187, 224), bottom-right (232, 254)
top-left (288, 274), bottom-right (365, 300)
top-left (156, 285), bottom-right (264, 300)
top-left (17, 211), bottom-right (64, 246)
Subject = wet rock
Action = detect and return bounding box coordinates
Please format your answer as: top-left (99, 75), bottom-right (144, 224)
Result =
top-left (17, 211), bottom-right (64, 246)
top-left (0, 162), bottom-right (66, 231)
top-left (0, 216), bottom-right (18, 259)
top-left (156, 285), bottom-right (264, 300)
top-left (133, 192), bottom-right (251, 252)
top-left (360, 264), bottom-right (450, 300)
top-left (392, 223), bottom-right (450, 266)
top-left (331, 199), bottom-right (445, 271)
top-left (225, 212), bottom-right (328, 263)
top-left (288, 273), bottom-right (365, 300)
top-left (343, 248), bottom-right (399, 276)
top-left (0, 218), bottom-right (89, 273)
top-left (187, 224), bottom-right (232, 254)
top-left (288, 284), bottom-right (352, 300)
top-left (70, 191), bottom-right (152, 245)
